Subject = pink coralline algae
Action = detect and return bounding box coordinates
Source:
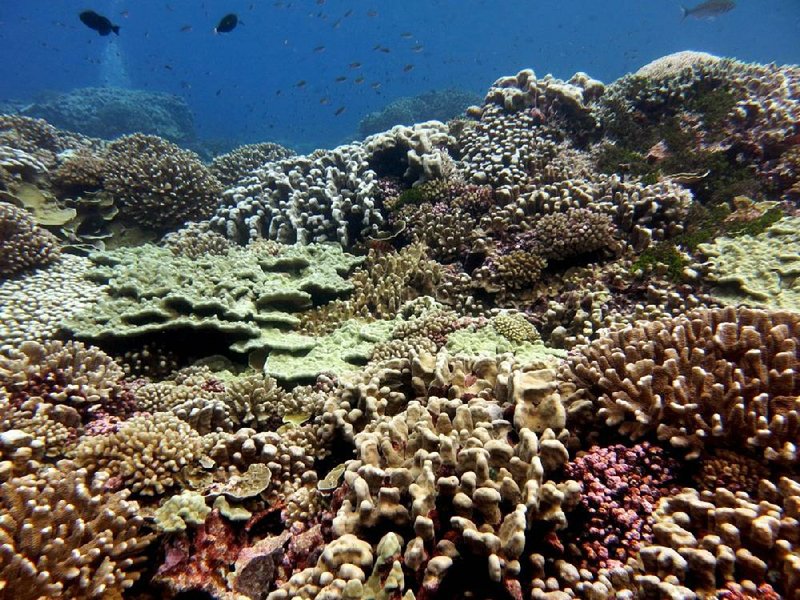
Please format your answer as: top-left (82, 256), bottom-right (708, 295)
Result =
top-left (564, 441), bottom-right (682, 571)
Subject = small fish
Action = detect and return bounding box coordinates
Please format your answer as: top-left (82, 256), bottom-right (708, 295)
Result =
top-left (316, 0), bottom-right (325, 4)
top-left (354, 76), bottom-right (365, 84)
top-left (215, 88), bottom-right (222, 96)
top-left (334, 106), bottom-right (346, 116)
top-left (370, 82), bottom-right (381, 90)
top-left (295, 80), bottom-right (307, 88)
top-left (681, 0), bottom-right (736, 20)
top-left (313, 45), bottom-right (326, 52)
top-left (319, 97), bottom-right (330, 105)
top-left (367, 10), bottom-right (378, 17)
top-left (335, 76), bottom-right (347, 82)
top-left (79, 10), bottom-right (120, 36)
top-left (214, 13), bottom-right (238, 33)
top-left (180, 24), bottom-right (193, 32)
top-left (120, 10), bottom-right (130, 18)
top-left (378, 47), bottom-right (390, 53)
top-left (349, 62), bottom-right (362, 69)
top-left (411, 44), bottom-right (424, 53)
top-left (163, 64), bottom-right (173, 70)
top-left (400, 32), bottom-right (413, 39)
top-left (403, 64), bottom-right (414, 72)
top-left (343, 9), bottom-right (353, 17)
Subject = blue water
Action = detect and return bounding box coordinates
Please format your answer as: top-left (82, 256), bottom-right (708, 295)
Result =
top-left (1, 0), bottom-right (798, 151)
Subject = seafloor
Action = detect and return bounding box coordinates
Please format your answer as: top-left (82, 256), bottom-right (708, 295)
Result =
top-left (0, 50), bottom-right (799, 600)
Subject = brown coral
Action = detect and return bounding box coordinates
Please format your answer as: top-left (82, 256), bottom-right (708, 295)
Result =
top-left (75, 411), bottom-right (204, 496)
top-left (210, 141), bottom-right (295, 187)
top-left (0, 464), bottom-right (153, 599)
top-left (103, 133), bottom-right (222, 231)
top-left (0, 202), bottom-right (60, 276)
top-left (562, 307), bottom-right (800, 462)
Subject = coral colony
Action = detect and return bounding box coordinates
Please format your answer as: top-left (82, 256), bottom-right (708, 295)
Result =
top-left (2, 51), bottom-right (800, 599)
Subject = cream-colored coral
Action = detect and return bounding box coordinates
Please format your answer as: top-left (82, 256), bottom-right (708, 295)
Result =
top-left (0, 464), bottom-right (153, 599)
top-left (76, 412), bottom-right (204, 496)
top-left (563, 306), bottom-right (800, 462)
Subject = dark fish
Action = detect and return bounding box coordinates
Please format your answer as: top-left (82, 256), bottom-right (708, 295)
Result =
top-left (335, 76), bottom-right (347, 82)
top-left (334, 106), bottom-right (346, 116)
top-left (354, 76), bottom-right (365, 84)
top-left (320, 97), bottom-right (330, 105)
top-left (411, 44), bottom-right (424, 53)
top-left (681, 1), bottom-right (735, 19)
top-left (215, 88), bottom-right (222, 96)
top-left (120, 10), bottom-right (129, 18)
top-left (343, 9), bottom-right (353, 17)
top-left (316, 0), bottom-right (325, 4)
top-left (400, 32), bottom-right (413, 39)
top-left (313, 45), bottom-right (326, 52)
top-left (403, 64), bottom-right (414, 72)
top-left (79, 10), bottom-right (120, 36)
top-left (214, 13), bottom-right (238, 33)
top-left (180, 24), bottom-right (193, 32)
top-left (349, 62), bottom-right (362, 69)
top-left (367, 10), bottom-right (378, 17)
top-left (378, 47), bottom-right (390, 53)
top-left (295, 80), bottom-right (307, 88)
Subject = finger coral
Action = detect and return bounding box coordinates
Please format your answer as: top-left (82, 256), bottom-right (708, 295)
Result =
top-left (562, 306), bottom-right (800, 463)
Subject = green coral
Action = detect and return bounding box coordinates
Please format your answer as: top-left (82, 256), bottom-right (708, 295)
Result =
top-left (65, 243), bottom-right (363, 354)
top-left (265, 319), bottom-right (397, 383)
top-left (445, 325), bottom-right (565, 364)
top-left (698, 216), bottom-right (800, 311)
top-left (154, 491), bottom-right (211, 533)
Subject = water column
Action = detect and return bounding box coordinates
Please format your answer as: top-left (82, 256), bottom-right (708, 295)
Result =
top-left (99, 0), bottom-right (131, 88)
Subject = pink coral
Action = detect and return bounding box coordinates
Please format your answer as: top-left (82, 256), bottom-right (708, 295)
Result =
top-left (563, 442), bottom-right (681, 571)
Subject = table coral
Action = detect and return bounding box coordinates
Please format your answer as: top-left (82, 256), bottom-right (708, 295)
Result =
top-left (65, 241), bottom-right (362, 354)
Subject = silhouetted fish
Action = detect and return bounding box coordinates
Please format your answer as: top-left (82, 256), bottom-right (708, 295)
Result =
top-left (180, 24), bottom-right (192, 32)
top-left (214, 13), bottom-right (238, 33)
top-left (681, 0), bottom-right (735, 20)
top-left (334, 106), bottom-right (346, 116)
top-left (403, 64), bottom-right (414, 72)
top-left (79, 10), bottom-right (120, 36)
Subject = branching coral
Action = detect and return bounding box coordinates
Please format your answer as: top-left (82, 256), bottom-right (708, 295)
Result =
top-left (562, 307), bottom-right (800, 463)
top-left (75, 411), bottom-right (205, 496)
top-left (0, 202), bottom-right (60, 276)
top-left (103, 133), bottom-right (222, 231)
top-left (210, 141), bottom-right (295, 187)
top-left (0, 465), bottom-right (153, 599)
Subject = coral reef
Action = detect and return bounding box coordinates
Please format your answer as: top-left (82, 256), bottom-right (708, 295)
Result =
top-left (20, 87), bottom-right (196, 143)
top-left (1, 52), bottom-right (798, 600)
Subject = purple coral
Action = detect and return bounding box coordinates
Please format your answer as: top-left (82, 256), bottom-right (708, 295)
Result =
top-left (564, 442), bottom-right (681, 571)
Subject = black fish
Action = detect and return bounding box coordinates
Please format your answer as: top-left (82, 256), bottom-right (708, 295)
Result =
top-left (215, 13), bottom-right (238, 33)
top-left (79, 10), bottom-right (120, 36)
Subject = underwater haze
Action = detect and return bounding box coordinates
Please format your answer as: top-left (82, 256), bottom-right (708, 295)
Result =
top-left (1, 0), bottom-right (799, 151)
